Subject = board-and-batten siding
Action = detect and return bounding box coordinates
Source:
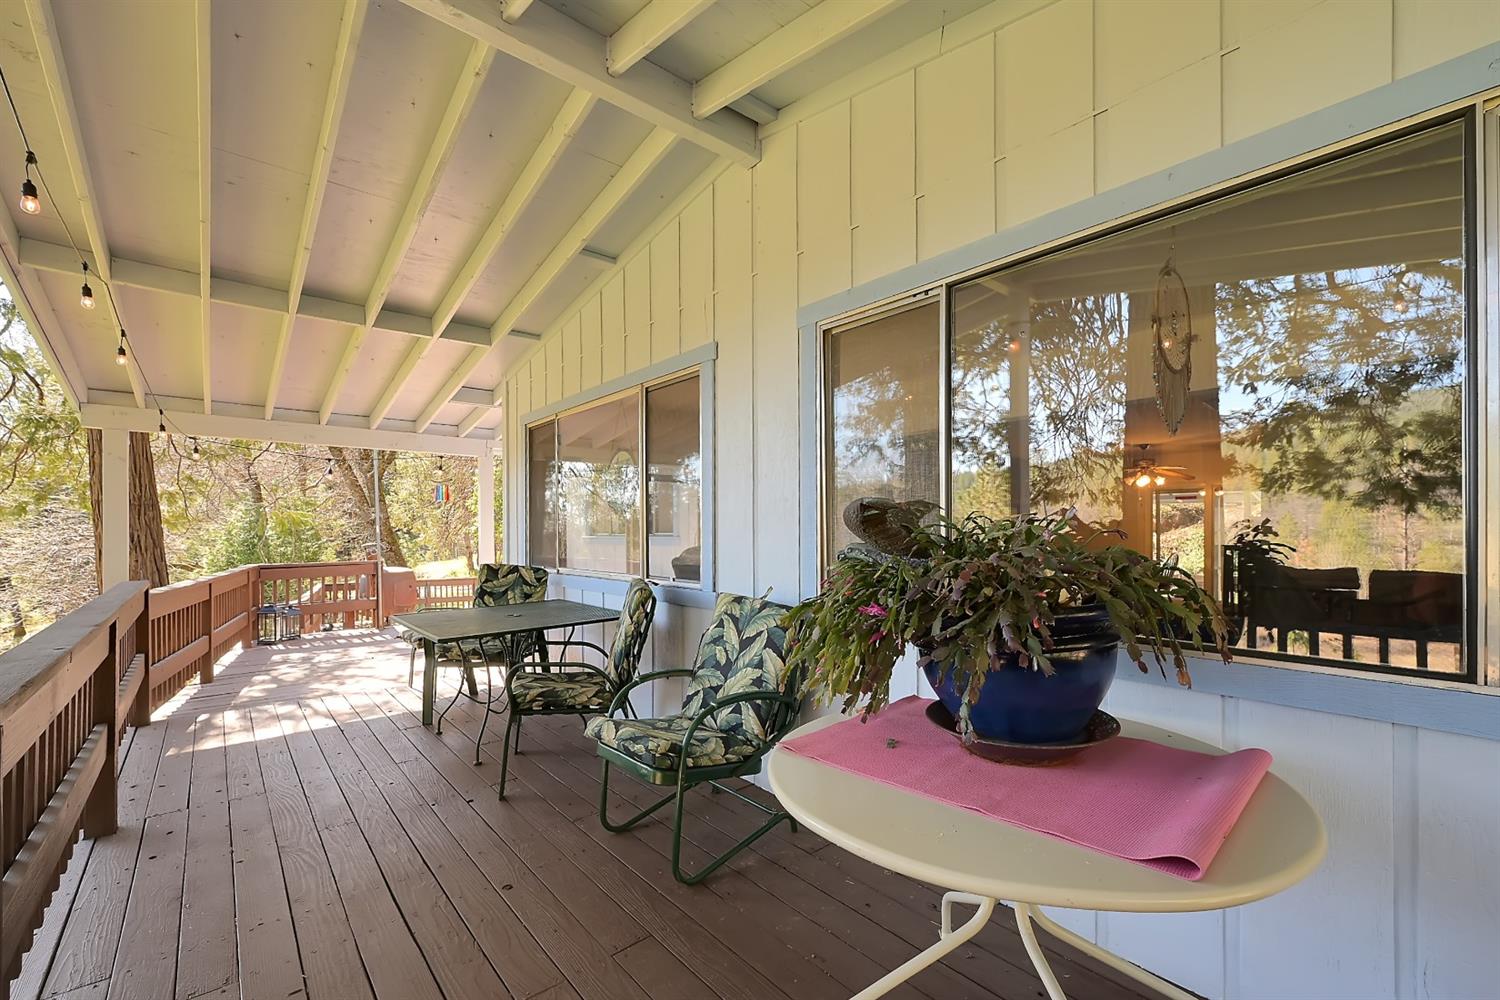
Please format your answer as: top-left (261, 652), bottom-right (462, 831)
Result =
top-left (502, 2), bottom-right (1500, 997)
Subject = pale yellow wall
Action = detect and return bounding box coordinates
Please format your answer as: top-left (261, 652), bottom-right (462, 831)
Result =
top-left (505, 0), bottom-right (1499, 598)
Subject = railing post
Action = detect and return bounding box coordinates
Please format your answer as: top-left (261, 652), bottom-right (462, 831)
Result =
top-left (198, 582), bottom-right (214, 686)
top-left (243, 566), bottom-right (259, 650)
top-left (131, 589), bottom-right (152, 727)
top-left (83, 619), bottom-right (119, 838)
top-left (373, 560), bottom-right (383, 629)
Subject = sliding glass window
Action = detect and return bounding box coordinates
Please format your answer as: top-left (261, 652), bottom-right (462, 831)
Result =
top-left (828, 118), bottom-right (1475, 679)
top-left (528, 371), bottom-right (702, 584)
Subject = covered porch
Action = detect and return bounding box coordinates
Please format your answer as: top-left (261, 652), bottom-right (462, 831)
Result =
top-left (12, 626), bottom-right (1149, 1000)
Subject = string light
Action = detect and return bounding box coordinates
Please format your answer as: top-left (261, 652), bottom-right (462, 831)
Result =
top-left (157, 409), bottom-right (168, 438)
top-left (190, 438), bottom-right (201, 460)
top-left (115, 329), bottom-right (127, 366)
top-left (79, 261), bottom-right (94, 309)
top-left (18, 150), bottom-right (38, 215)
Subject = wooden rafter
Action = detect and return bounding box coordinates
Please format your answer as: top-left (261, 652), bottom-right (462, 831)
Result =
top-left (263, 0), bottom-right (368, 420)
top-left (23, 0), bottom-right (145, 409)
top-left (318, 38), bottom-right (494, 425)
top-left (195, 0), bottom-right (212, 414)
top-left (367, 88), bottom-right (597, 430)
top-left (17, 236), bottom-right (495, 346)
top-left (500, 0), bottom-right (534, 23)
top-left (607, 0), bottom-right (715, 77)
top-left (456, 405), bottom-right (489, 438)
top-left (412, 128), bottom-right (677, 434)
top-left (692, 0), bottom-right (905, 119)
top-left (399, 0), bottom-right (757, 165)
top-left (80, 403), bottom-right (492, 457)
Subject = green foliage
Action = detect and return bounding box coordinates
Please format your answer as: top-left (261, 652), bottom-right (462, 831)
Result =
top-left (783, 509), bottom-right (1230, 734)
top-left (1228, 517), bottom-right (1295, 567)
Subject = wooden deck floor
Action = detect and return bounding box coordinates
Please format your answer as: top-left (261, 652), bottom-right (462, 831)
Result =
top-left (13, 630), bottom-right (1159, 1000)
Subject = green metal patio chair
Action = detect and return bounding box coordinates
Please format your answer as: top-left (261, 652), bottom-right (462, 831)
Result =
top-left (585, 592), bottom-right (804, 885)
top-left (434, 563), bottom-right (550, 759)
top-left (497, 578), bottom-right (657, 799)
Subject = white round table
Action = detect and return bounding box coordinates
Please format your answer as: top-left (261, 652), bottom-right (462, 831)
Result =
top-left (768, 713), bottom-right (1326, 1000)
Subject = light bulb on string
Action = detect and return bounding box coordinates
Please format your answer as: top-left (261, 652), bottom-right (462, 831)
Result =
top-left (115, 330), bottom-right (127, 366)
top-left (18, 151), bottom-right (39, 215)
top-left (79, 261), bottom-right (95, 309)
top-left (157, 409), bottom-right (169, 440)
top-left (190, 438), bottom-right (201, 460)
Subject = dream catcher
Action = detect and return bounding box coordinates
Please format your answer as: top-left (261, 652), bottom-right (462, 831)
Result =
top-left (1151, 253), bottom-right (1192, 435)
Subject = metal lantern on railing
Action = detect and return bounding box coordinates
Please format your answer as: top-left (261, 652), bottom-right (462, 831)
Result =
top-left (279, 604), bottom-right (303, 641)
top-left (256, 604), bottom-right (281, 645)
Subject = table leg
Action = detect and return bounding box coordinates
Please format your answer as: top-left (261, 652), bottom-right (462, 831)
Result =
top-left (852, 892), bottom-right (996, 999)
top-left (1013, 903), bottom-right (1198, 1000)
top-left (422, 639), bottom-right (437, 727)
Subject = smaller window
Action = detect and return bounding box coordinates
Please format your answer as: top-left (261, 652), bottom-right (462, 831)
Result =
top-left (527, 370), bottom-right (704, 585)
top-left (646, 374), bottom-right (702, 582)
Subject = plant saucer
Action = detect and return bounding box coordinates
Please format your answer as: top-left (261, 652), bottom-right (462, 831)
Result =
top-left (923, 700), bottom-right (1121, 766)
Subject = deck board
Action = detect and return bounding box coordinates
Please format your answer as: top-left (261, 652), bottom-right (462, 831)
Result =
top-left (22, 630), bottom-right (1161, 1000)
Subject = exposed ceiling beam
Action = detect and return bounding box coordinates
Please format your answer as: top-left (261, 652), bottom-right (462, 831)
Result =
top-left (607, 0), bottom-right (715, 77)
top-left (399, 0), bottom-right (757, 165)
top-left (81, 402), bottom-right (493, 457)
top-left (24, 0), bottom-right (145, 409)
top-left (0, 213), bottom-right (84, 407)
top-left (500, 0), bottom-right (534, 23)
top-left (451, 386), bottom-right (491, 406)
top-left (195, 0), bottom-right (212, 414)
top-left (367, 88), bottom-right (597, 430)
top-left (413, 128), bottom-right (677, 433)
top-left (456, 406), bottom-right (488, 437)
top-left (263, 0), bottom-right (368, 420)
top-left (18, 236), bottom-right (495, 345)
top-left (692, 0), bottom-right (904, 119)
top-left (318, 38), bottom-right (494, 425)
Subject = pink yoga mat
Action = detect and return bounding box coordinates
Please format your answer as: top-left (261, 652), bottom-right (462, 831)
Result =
top-left (780, 696), bottom-right (1272, 880)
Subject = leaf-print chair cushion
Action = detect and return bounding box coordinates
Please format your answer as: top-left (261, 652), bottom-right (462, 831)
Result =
top-left (435, 563), bottom-right (549, 664)
top-left (584, 715), bottom-right (759, 769)
top-left (583, 592), bottom-right (794, 770)
top-left (507, 579), bottom-right (656, 709)
top-left (509, 671), bottom-right (612, 710)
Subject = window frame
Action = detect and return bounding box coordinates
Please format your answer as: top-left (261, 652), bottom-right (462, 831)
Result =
top-left (815, 108), bottom-right (1483, 685)
top-left (524, 364), bottom-right (709, 591)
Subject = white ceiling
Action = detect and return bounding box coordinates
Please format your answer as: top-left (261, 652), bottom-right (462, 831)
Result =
top-left (0, 0), bottom-right (999, 454)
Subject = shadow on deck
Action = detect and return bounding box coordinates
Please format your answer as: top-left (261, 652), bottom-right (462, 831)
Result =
top-left (14, 631), bottom-right (1156, 1000)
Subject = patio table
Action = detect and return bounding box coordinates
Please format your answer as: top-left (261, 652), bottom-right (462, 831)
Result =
top-left (768, 714), bottom-right (1326, 1000)
top-left (392, 600), bottom-right (617, 726)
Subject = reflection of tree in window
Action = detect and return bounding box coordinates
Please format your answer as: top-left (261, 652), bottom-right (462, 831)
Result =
top-left (1216, 262), bottom-right (1464, 572)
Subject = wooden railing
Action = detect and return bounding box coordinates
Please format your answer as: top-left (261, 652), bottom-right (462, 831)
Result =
top-left (257, 560), bottom-right (381, 632)
top-left (414, 576), bottom-right (476, 610)
top-left (0, 582), bottom-right (147, 992)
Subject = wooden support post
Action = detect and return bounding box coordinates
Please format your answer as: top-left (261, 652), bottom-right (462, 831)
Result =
top-left (99, 427), bottom-right (130, 588)
top-left (478, 447), bottom-right (496, 565)
top-left (83, 620), bottom-right (119, 837)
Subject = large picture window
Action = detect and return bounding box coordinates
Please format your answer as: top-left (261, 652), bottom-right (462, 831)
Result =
top-left (826, 117), bottom-right (1475, 680)
top-left (528, 371), bottom-right (703, 584)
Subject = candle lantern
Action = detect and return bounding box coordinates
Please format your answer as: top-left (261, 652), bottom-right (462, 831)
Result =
top-left (256, 604), bottom-right (281, 645)
top-left (279, 604), bottom-right (303, 641)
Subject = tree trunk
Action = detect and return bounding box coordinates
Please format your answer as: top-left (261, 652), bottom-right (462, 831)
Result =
top-left (0, 575), bottom-right (24, 641)
top-left (328, 446), bottom-right (407, 566)
top-left (87, 429), bottom-right (170, 589)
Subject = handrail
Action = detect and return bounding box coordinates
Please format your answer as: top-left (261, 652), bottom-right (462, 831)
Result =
top-left (0, 581), bottom-right (147, 990)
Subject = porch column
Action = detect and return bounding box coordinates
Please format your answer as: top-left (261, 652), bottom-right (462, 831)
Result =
top-left (477, 446), bottom-right (496, 565)
top-left (100, 427), bottom-right (130, 587)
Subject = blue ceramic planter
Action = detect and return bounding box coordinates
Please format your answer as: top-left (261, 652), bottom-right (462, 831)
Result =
top-left (922, 611), bottom-right (1118, 744)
